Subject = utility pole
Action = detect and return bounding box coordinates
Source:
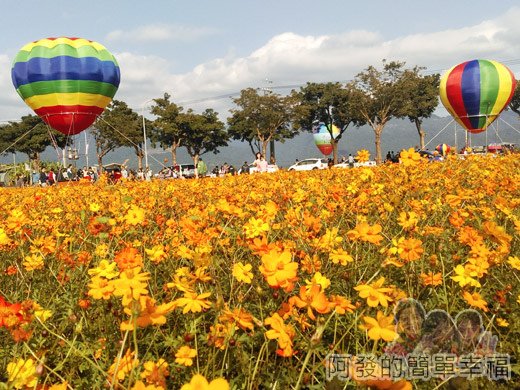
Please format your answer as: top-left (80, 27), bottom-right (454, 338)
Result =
top-left (262, 79), bottom-right (276, 163)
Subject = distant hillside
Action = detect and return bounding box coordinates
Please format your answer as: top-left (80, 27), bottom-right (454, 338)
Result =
top-left (2, 112), bottom-right (519, 170)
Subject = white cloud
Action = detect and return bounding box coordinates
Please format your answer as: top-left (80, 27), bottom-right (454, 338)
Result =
top-left (106, 23), bottom-right (218, 43)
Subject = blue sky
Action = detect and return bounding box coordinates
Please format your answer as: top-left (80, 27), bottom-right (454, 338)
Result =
top-left (1, 0), bottom-right (520, 122)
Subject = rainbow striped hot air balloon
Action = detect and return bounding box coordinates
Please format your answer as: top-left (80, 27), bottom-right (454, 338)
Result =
top-left (11, 37), bottom-right (120, 135)
top-left (312, 123), bottom-right (340, 156)
top-left (436, 143), bottom-right (450, 156)
top-left (439, 59), bottom-right (516, 134)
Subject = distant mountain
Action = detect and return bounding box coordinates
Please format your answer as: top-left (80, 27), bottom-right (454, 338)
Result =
top-left (2, 112), bottom-right (519, 170)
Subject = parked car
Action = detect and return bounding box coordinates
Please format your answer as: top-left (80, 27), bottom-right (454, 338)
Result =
top-left (172, 164), bottom-right (196, 178)
top-left (287, 158), bottom-right (328, 171)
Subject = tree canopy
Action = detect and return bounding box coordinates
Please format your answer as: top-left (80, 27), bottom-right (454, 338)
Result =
top-left (227, 88), bottom-right (298, 159)
top-left (293, 82), bottom-right (362, 163)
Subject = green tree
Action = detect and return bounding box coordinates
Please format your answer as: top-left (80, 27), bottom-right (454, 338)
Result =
top-left (400, 68), bottom-right (440, 149)
top-left (149, 93), bottom-right (182, 165)
top-left (94, 100), bottom-right (144, 168)
top-left (2, 115), bottom-right (68, 167)
top-left (350, 60), bottom-right (410, 164)
top-left (293, 82), bottom-right (361, 164)
top-left (178, 108), bottom-right (228, 178)
top-left (508, 80), bottom-right (520, 116)
top-left (227, 88), bottom-right (298, 159)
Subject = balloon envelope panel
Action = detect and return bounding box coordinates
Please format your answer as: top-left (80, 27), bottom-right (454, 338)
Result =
top-left (439, 59), bottom-right (516, 134)
top-left (11, 37), bottom-right (120, 135)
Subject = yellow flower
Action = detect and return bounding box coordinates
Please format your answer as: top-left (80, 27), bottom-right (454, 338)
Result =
top-left (124, 205), bottom-right (146, 226)
top-left (399, 148), bottom-right (422, 166)
top-left (89, 202), bottom-right (101, 212)
top-left (34, 305), bottom-right (53, 323)
top-left (88, 260), bottom-right (119, 279)
top-left (305, 272), bottom-right (331, 290)
top-left (451, 265), bottom-right (481, 288)
top-left (108, 349), bottom-right (139, 382)
top-left (462, 291), bottom-right (489, 312)
top-left (397, 211), bottom-right (419, 231)
top-left (145, 245), bottom-right (167, 264)
top-left (112, 267), bottom-right (150, 307)
top-left (496, 318), bottom-right (509, 327)
top-left (243, 217), bottom-right (270, 239)
top-left (180, 374), bottom-right (229, 390)
top-left (173, 291), bottom-right (212, 314)
top-left (356, 149), bottom-right (370, 162)
top-left (354, 277), bottom-right (394, 308)
top-left (507, 256), bottom-right (520, 271)
top-left (259, 249), bottom-right (299, 292)
top-left (359, 311), bottom-right (398, 342)
top-left (140, 358), bottom-right (169, 386)
top-left (131, 381), bottom-right (164, 390)
top-left (0, 227), bottom-right (11, 246)
top-left (175, 346), bottom-right (197, 366)
top-left (88, 276), bottom-right (115, 300)
top-left (329, 248), bottom-right (353, 265)
top-left (23, 253), bottom-right (44, 271)
top-left (232, 262), bottom-right (253, 283)
top-left (7, 358), bottom-right (38, 389)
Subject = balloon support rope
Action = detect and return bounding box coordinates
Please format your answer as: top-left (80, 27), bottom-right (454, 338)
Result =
top-left (98, 116), bottom-right (168, 169)
top-left (498, 118), bottom-right (520, 136)
top-left (0, 121), bottom-right (42, 156)
top-left (422, 118), bottom-right (454, 150)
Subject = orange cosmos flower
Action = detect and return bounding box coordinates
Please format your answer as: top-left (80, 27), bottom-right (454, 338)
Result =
top-left (329, 295), bottom-right (356, 314)
top-left (420, 272), bottom-right (442, 287)
top-left (397, 237), bottom-right (423, 262)
top-left (247, 236), bottom-right (277, 256)
top-left (121, 296), bottom-right (176, 330)
top-left (264, 313), bottom-right (296, 357)
top-left (219, 307), bottom-right (255, 331)
top-left (0, 296), bottom-right (23, 328)
top-left (173, 291), bottom-right (212, 314)
top-left (175, 345), bottom-right (197, 366)
top-left (347, 222), bottom-right (384, 245)
top-left (259, 249), bottom-right (298, 292)
top-left (289, 284), bottom-right (331, 321)
top-left (354, 277), bottom-right (394, 308)
top-left (462, 291), bottom-right (489, 312)
top-left (359, 311), bottom-right (398, 342)
top-left (114, 246), bottom-right (143, 270)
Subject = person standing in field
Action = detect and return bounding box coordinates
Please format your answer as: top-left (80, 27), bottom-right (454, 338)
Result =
top-left (197, 158), bottom-right (208, 178)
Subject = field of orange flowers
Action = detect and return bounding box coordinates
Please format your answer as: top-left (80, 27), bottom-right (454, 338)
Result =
top-left (0, 151), bottom-right (519, 389)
